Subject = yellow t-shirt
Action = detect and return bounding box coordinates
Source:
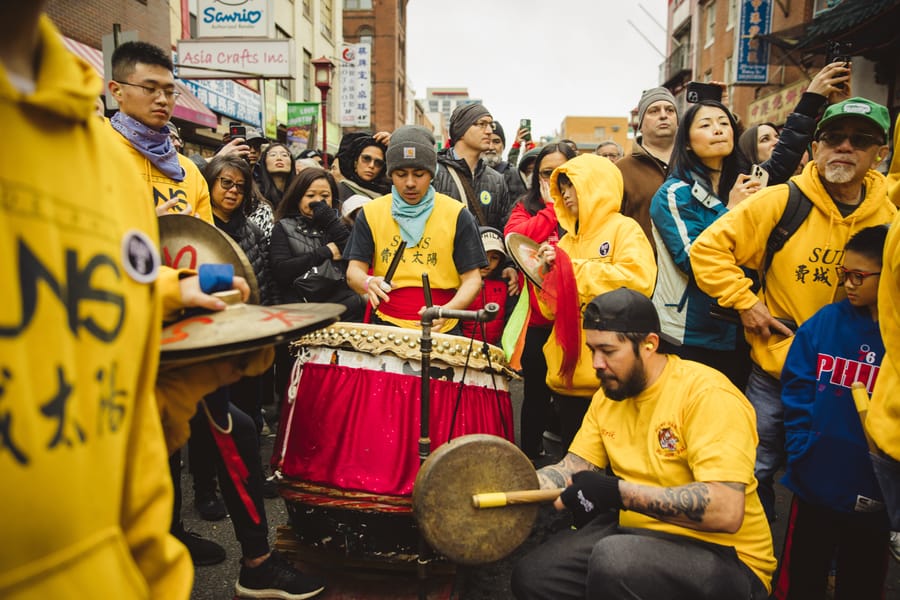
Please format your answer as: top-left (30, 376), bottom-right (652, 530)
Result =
top-left (570, 355), bottom-right (776, 592)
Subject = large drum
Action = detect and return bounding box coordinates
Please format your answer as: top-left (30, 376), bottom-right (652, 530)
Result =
top-left (271, 323), bottom-right (517, 564)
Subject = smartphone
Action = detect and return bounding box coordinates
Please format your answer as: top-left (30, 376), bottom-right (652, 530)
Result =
top-left (520, 118), bottom-right (532, 143)
top-left (826, 40), bottom-right (852, 89)
top-left (685, 81), bottom-right (723, 104)
top-left (229, 125), bottom-right (247, 139)
top-left (749, 164), bottom-right (769, 188)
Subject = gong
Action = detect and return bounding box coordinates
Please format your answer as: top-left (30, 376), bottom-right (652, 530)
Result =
top-left (505, 233), bottom-right (545, 290)
top-left (159, 213), bottom-right (261, 305)
top-left (413, 434), bottom-right (562, 565)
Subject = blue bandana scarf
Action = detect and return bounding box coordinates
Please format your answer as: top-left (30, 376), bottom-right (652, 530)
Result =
top-left (111, 112), bottom-right (185, 182)
top-left (391, 185), bottom-right (435, 246)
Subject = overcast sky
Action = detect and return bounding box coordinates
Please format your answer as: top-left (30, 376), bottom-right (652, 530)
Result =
top-left (406, 0), bottom-right (670, 143)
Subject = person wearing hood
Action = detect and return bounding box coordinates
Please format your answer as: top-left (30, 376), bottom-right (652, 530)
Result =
top-left (690, 97), bottom-right (896, 523)
top-left (533, 153), bottom-right (656, 450)
top-left (345, 125), bottom-right (487, 334)
top-left (107, 41), bottom-right (212, 222)
top-left (483, 121), bottom-right (527, 201)
top-left (336, 134), bottom-right (391, 201)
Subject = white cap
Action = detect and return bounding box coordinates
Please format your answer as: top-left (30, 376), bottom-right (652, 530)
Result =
top-left (341, 194), bottom-right (372, 219)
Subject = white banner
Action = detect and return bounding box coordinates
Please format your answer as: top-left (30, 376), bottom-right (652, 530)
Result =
top-left (339, 43), bottom-right (372, 128)
top-left (196, 0), bottom-right (274, 38)
top-left (177, 39), bottom-right (294, 79)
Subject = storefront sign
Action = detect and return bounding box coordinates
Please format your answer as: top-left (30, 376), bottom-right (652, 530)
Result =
top-left (287, 102), bottom-right (319, 155)
top-left (180, 78), bottom-right (262, 128)
top-left (177, 39), bottom-right (294, 79)
top-left (747, 79), bottom-right (808, 125)
top-left (197, 0), bottom-right (273, 38)
top-left (736, 0), bottom-right (773, 84)
top-left (339, 43), bottom-right (372, 128)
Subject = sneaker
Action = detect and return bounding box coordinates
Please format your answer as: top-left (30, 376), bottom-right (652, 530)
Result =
top-left (195, 491), bottom-right (227, 521)
top-left (235, 550), bottom-right (325, 599)
top-left (890, 531), bottom-right (900, 562)
top-left (263, 474), bottom-right (279, 499)
top-left (175, 530), bottom-right (226, 566)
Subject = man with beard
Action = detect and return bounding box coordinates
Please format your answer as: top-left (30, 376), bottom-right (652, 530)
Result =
top-left (482, 121), bottom-right (526, 200)
top-left (511, 288), bottom-right (775, 599)
top-left (690, 97), bottom-right (895, 523)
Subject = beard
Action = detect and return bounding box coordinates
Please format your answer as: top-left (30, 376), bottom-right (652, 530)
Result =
top-left (482, 151), bottom-right (501, 168)
top-left (597, 355), bottom-right (647, 401)
top-left (822, 162), bottom-right (856, 184)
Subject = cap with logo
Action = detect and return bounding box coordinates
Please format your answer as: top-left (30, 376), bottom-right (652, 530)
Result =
top-left (816, 97), bottom-right (890, 139)
top-left (479, 226), bottom-right (506, 256)
top-left (385, 125), bottom-right (437, 176)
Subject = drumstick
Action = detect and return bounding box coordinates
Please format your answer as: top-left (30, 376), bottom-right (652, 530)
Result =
top-left (382, 240), bottom-right (407, 289)
top-left (472, 488), bottom-right (565, 508)
top-left (851, 381), bottom-right (878, 453)
top-left (422, 273), bottom-right (433, 307)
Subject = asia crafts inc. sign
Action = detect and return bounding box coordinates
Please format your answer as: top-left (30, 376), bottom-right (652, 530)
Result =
top-left (197, 0), bottom-right (273, 38)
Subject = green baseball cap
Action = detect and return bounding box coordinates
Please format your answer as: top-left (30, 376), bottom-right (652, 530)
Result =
top-left (816, 97), bottom-right (890, 140)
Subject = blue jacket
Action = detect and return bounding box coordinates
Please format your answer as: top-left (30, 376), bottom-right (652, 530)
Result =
top-left (781, 299), bottom-right (885, 513)
top-left (650, 174), bottom-right (738, 349)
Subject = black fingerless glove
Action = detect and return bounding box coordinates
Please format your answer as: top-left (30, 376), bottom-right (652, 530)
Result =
top-left (559, 471), bottom-right (623, 528)
top-left (309, 201), bottom-right (339, 229)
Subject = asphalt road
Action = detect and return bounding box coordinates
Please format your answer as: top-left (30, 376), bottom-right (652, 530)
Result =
top-left (184, 378), bottom-right (900, 599)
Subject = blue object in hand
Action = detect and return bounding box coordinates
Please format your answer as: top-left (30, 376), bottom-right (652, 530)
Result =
top-left (198, 263), bottom-right (235, 294)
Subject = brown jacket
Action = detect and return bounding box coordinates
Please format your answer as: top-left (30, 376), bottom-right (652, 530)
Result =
top-left (615, 141), bottom-right (668, 255)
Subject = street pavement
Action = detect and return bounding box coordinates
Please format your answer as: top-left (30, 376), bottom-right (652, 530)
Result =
top-left (184, 379), bottom-right (900, 599)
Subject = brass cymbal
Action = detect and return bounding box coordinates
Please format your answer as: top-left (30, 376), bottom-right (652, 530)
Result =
top-left (159, 213), bottom-right (260, 304)
top-left (505, 233), bottom-right (544, 290)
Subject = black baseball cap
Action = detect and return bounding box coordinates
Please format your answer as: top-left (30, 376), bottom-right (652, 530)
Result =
top-left (583, 288), bottom-right (660, 334)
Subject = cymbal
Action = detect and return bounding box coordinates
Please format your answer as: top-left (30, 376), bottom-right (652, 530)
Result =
top-left (505, 233), bottom-right (544, 290)
top-left (159, 213), bottom-right (260, 305)
top-left (160, 301), bottom-right (345, 365)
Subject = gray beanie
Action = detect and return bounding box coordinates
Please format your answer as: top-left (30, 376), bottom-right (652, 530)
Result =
top-left (637, 87), bottom-right (677, 129)
top-left (386, 125), bottom-right (437, 176)
top-left (449, 103), bottom-right (491, 143)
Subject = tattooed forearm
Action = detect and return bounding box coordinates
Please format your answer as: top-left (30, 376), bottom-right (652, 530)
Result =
top-left (627, 482), bottom-right (711, 523)
top-left (536, 452), bottom-right (600, 490)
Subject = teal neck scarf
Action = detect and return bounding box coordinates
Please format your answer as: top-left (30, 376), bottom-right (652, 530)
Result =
top-left (391, 185), bottom-right (435, 246)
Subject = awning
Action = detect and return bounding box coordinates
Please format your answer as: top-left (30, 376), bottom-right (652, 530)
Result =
top-left (61, 36), bottom-right (218, 128)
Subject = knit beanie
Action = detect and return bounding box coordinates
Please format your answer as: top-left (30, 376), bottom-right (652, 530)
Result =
top-left (386, 125), bottom-right (437, 176)
top-left (449, 103), bottom-right (491, 143)
top-left (637, 87), bottom-right (677, 129)
top-left (492, 121), bottom-right (506, 146)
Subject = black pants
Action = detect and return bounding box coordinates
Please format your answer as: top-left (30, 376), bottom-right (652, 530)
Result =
top-left (774, 495), bottom-right (889, 599)
top-left (520, 326), bottom-right (553, 459)
top-left (512, 514), bottom-right (769, 599)
top-left (187, 411), bottom-right (219, 498)
top-left (192, 387), bottom-right (270, 559)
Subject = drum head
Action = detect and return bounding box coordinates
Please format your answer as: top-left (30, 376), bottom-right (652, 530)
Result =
top-left (505, 233), bottom-right (544, 290)
top-left (159, 213), bottom-right (260, 305)
top-left (413, 434), bottom-right (538, 565)
top-left (161, 302), bottom-right (345, 365)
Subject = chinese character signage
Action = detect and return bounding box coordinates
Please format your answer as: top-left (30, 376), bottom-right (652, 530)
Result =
top-left (180, 78), bottom-right (262, 127)
top-left (197, 0), bottom-right (273, 38)
top-left (287, 102), bottom-right (319, 155)
top-left (736, 0), bottom-right (773, 84)
top-left (339, 43), bottom-right (372, 128)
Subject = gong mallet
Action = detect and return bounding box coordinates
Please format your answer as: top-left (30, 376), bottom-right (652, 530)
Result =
top-left (471, 488), bottom-right (564, 508)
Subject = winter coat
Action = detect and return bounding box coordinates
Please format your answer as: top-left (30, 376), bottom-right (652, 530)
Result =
top-left (213, 211), bottom-right (275, 305)
top-left (432, 148), bottom-right (513, 231)
top-left (616, 141), bottom-right (668, 254)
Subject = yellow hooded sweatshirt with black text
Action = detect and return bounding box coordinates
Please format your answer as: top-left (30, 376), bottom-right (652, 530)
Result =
top-left (0, 17), bottom-right (192, 599)
top-left (540, 154), bottom-right (656, 397)
top-left (691, 160), bottom-right (896, 379)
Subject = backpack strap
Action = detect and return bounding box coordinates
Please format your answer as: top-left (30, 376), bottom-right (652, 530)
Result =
top-left (761, 181), bottom-right (812, 292)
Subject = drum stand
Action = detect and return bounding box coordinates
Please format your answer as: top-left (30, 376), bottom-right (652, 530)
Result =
top-left (416, 302), bottom-right (499, 599)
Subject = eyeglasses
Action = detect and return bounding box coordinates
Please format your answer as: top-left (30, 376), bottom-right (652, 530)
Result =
top-left (217, 177), bottom-right (245, 192)
top-left (598, 153), bottom-right (620, 160)
top-left (114, 80), bottom-right (181, 100)
top-left (472, 120), bottom-right (496, 131)
top-left (267, 150), bottom-right (292, 159)
top-left (837, 266), bottom-right (880, 286)
top-left (538, 168), bottom-right (555, 180)
top-left (817, 131), bottom-right (883, 149)
top-left (359, 154), bottom-right (385, 169)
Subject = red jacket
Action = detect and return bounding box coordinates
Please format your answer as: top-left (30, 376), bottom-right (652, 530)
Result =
top-left (503, 201), bottom-right (558, 327)
top-left (462, 279), bottom-right (509, 345)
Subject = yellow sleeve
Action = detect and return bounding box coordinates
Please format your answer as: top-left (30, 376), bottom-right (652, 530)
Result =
top-left (158, 266), bottom-right (197, 323)
top-left (184, 158), bottom-right (213, 223)
top-left (887, 114), bottom-right (900, 208)
top-left (690, 187), bottom-right (785, 311)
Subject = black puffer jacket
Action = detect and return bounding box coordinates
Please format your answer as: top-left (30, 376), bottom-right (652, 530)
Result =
top-left (492, 160), bottom-right (527, 203)
top-left (432, 149), bottom-right (513, 231)
top-left (213, 211), bottom-right (276, 305)
top-left (268, 204), bottom-right (365, 320)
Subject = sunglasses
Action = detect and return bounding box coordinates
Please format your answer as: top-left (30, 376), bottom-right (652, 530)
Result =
top-left (217, 177), bottom-right (245, 192)
top-left (817, 131), bottom-right (883, 149)
top-left (358, 154), bottom-right (385, 169)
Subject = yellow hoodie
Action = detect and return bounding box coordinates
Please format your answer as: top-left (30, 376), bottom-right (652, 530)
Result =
top-left (887, 114), bottom-right (900, 208)
top-left (540, 154), bottom-right (656, 397)
top-left (867, 145), bottom-right (900, 459)
top-left (0, 17), bottom-right (191, 599)
top-left (691, 160), bottom-right (896, 379)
